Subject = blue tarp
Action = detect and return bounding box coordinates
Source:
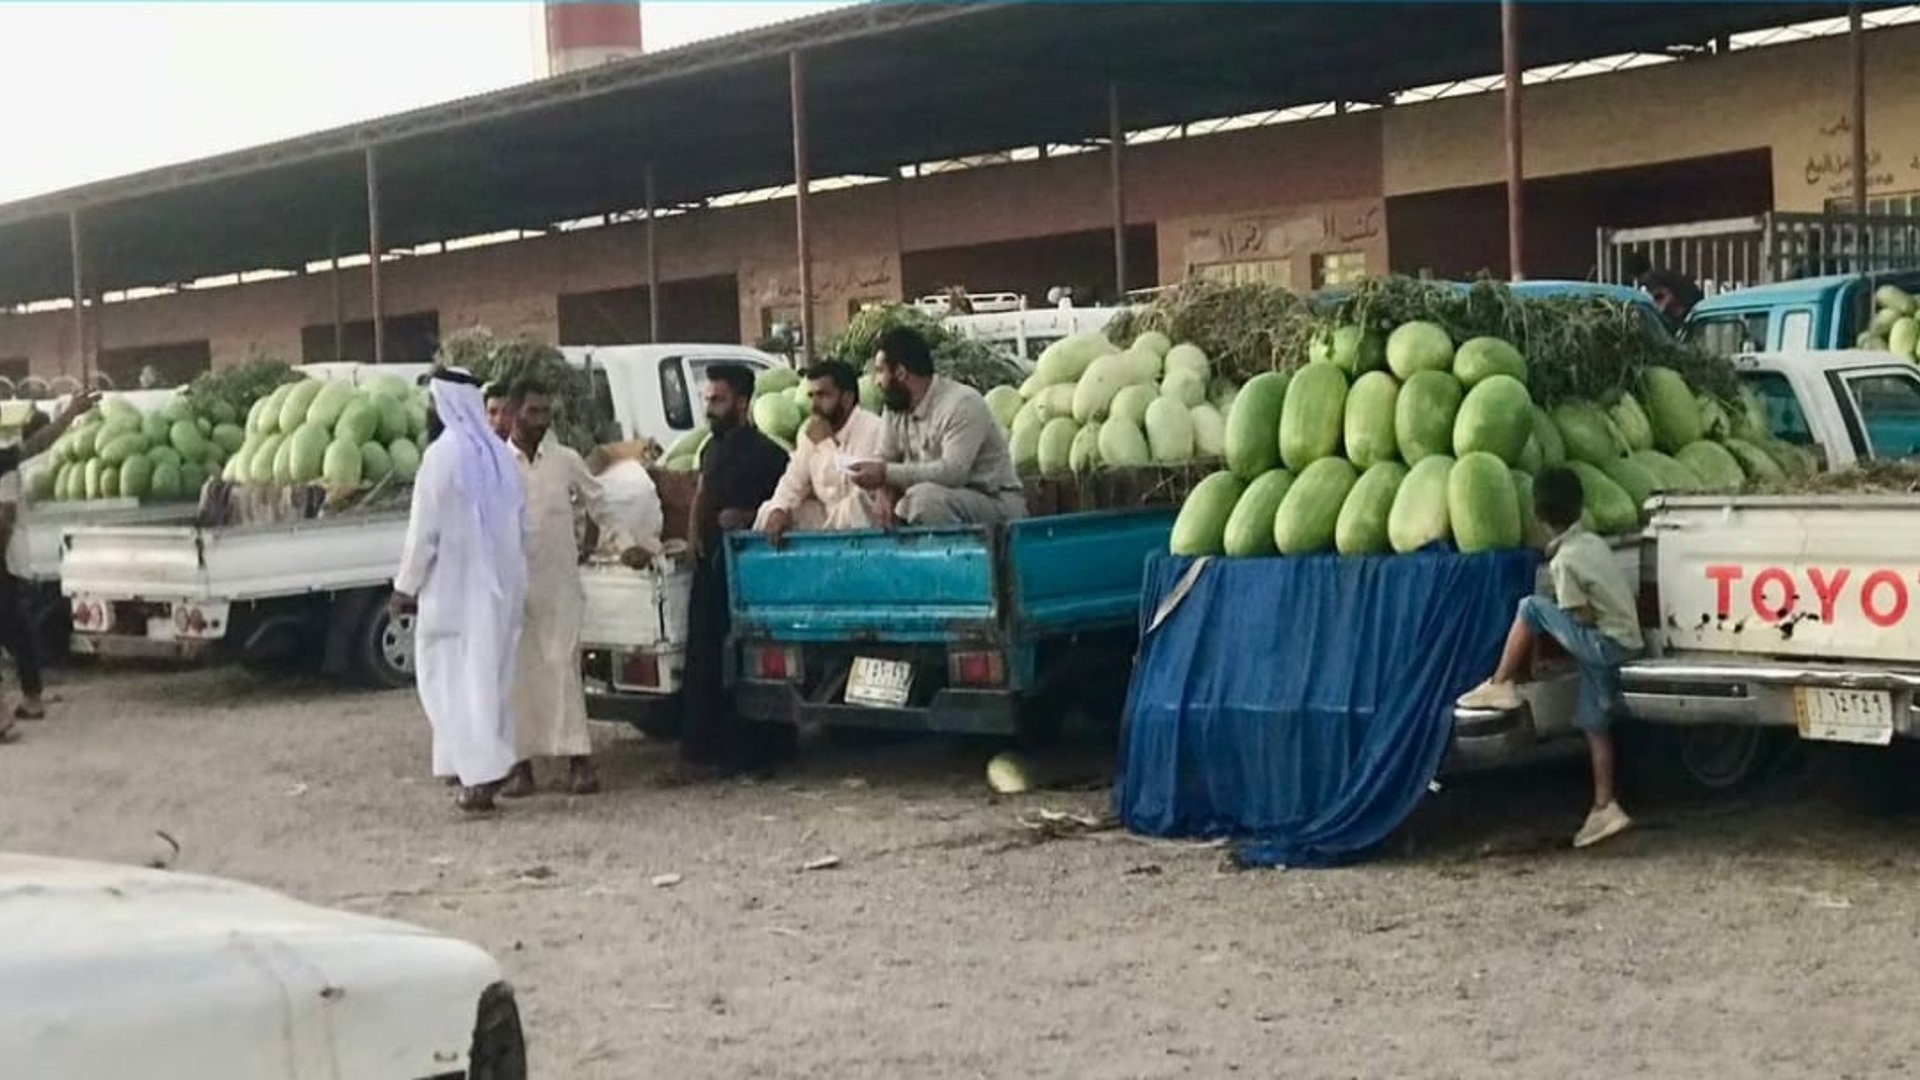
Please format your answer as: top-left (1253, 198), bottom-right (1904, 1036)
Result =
top-left (1116, 550), bottom-right (1538, 868)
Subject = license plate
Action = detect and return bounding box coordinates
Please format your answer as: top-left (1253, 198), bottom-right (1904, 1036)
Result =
top-left (846, 657), bottom-right (913, 709)
top-left (1793, 686), bottom-right (1895, 746)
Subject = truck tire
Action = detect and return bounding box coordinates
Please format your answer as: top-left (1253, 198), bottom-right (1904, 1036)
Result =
top-left (349, 594), bottom-right (416, 690)
top-left (465, 982), bottom-right (527, 1080)
top-left (1622, 723), bottom-right (1786, 800)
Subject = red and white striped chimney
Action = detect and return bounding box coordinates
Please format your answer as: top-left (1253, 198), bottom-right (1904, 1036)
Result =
top-left (544, 1), bottom-right (644, 75)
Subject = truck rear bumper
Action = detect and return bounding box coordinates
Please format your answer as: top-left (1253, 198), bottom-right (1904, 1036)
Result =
top-left (584, 688), bottom-right (678, 725)
top-left (70, 634), bottom-right (220, 661)
top-left (735, 679), bottom-right (1019, 736)
top-left (1622, 657), bottom-right (1920, 738)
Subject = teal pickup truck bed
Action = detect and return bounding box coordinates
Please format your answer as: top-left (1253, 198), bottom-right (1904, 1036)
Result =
top-left (726, 508), bottom-right (1174, 736)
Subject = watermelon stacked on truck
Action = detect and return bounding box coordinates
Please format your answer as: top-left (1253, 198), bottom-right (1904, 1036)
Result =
top-left (224, 373), bottom-right (430, 492)
top-left (1151, 276), bottom-right (1821, 558)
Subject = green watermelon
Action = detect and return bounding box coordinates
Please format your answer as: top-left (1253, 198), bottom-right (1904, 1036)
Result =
top-left (1388, 455), bottom-right (1455, 553)
top-left (334, 399), bottom-right (380, 446)
top-left (1598, 456), bottom-right (1659, 518)
top-left (119, 455), bottom-right (154, 499)
top-left (97, 433), bottom-right (146, 468)
top-left (211, 423), bottom-right (247, 454)
top-left (985, 385), bottom-right (1024, 429)
top-left (1274, 457), bottom-right (1357, 556)
top-left (360, 441), bottom-right (393, 483)
top-left (1328, 325), bottom-right (1386, 377)
top-left (1010, 417), bottom-right (1042, 472)
top-left (1224, 372), bottom-right (1287, 480)
top-left (178, 462), bottom-right (207, 499)
top-left (169, 419), bottom-right (208, 460)
top-left (277, 380), bottom-right (324, 434)
top-left (287, 422), bottom-right (331, 484)
top-left (1452, 337), bottom-right (1526, 387)
top-left (1675, 440), bottom-right (1746, 492)
top-left (1386, 321), bottom-right (1455, 380)
top-left (1223, 469), bottom-right (1294, 557)
top-left (1551, 402), bottom-right (1623, 466)
top-left (1696, 394), bottom-right (1733, 440)
top-left (149, 461), bottom-right (183, 502)
top-left (146, 446), bottom-right (183, 471)
top-left (388, 438), bottom-right (422, 482)
top-left (1109, 384), bottom-right (1158, 432)
top-left (1033, 331), bottom-right (1115, 387)
top-left (1628, 449), bottom-right (1702, 492)
top-left (1343, 372), bottom-right (1400, 469)
top-left (1278, 363), bottom-right (1347, 472)
top-left (322, 439), bottom-right (364, 488)
top-left (1640, 367), bottom-right (1702, 452)
top-left (140, 413), bottom-right (170, 445)
top-left (82, 459), bottom-right (104, 501)
top-left (1395, 371), bottom-right (1463, 466)
top-left (1037, 418), bottom-right (1079, 476)
top-left (1451, 375), bottom-right (1532, 466)
top-left (1097, 418), bottom-right (1151, 468)
top-left (1170, 472), bottom-right (1248, 556)
top-left (1607, 392), bottom-right (1656, 452)
top-left (1335, 461), bottom-right (1409, 556)
top-left (1144, 398), bottom-right (1196, 464)
top-left (270, 436), bottom-right (296, 485)
top-left (1567, 461), bottom-right (1640, 534)
top-left (1070, 421), bottom-right (1103, 474)
top-left (1449, 452), bottom-right (1522, 553)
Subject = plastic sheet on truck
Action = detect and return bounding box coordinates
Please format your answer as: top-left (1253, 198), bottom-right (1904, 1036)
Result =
top-left (1116, 549), bottom-right (1536, 867)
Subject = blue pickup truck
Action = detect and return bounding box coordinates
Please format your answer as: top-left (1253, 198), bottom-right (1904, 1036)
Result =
top-left (726, 507), bottom-right (1175, 738)
top-left (1683, 270), bottom-right (1920, 358)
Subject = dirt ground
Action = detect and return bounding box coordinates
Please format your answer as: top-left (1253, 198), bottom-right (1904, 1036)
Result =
top-left (4, 664), bottom-right (1918, 1079)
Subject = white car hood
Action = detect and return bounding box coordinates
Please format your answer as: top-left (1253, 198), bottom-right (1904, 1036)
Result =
top-left (0, 855), bottom-right (500, 1080)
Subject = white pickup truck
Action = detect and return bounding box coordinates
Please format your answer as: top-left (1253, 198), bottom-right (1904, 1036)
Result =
top-left (0, 853), bottom-right (524, 1079)
top-left (1450, 349), bottom-right (1920, 798)
top-left (59, 347), bottom-right (780, 687)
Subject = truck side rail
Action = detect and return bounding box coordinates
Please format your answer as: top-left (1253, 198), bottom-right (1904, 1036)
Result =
top-left (1004, 508), bottom-right (1175, 637)
top-left (60, 513), bottom-right (410, 603)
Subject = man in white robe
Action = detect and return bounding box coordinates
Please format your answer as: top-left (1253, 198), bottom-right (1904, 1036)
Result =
top-left (498, 379), bottom-right (607, 797)
top-left (393, 369), bottom-right (529, 813)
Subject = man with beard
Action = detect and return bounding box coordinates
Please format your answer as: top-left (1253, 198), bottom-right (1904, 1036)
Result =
top-left (677, 364), bottom-right (788, 779)
top-left (392, 368), bottom-right (528, 812)
top-left (849, 326), bottom-right (1025, 527)
top-left (499, 378), bottom-right (607, 798)
top-left (754, 360), bottom-right (885, 545)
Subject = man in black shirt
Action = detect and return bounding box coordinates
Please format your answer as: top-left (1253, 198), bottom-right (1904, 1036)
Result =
top-left (677, 364), bottom-right (788, 778)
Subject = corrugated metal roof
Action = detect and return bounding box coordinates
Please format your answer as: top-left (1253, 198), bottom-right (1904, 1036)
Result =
top-left (0, 2), bottom-right (1878, 306)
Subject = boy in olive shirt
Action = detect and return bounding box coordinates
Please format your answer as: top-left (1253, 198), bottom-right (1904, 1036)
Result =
top-left (1458, 466), bottom-right (1645, 849)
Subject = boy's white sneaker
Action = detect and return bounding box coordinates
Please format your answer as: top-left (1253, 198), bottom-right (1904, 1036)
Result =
top-left (1455, 679), bottom-right (1522, 711)
top-left (1573, 801), bottom-right (1633, 849)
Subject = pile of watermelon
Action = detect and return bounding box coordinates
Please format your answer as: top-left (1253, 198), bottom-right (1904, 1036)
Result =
top-left (1864, 284), bottom-right (1920, 358)
top-left (36, 394), bottom-right (252, 504)
top-left (991, 330), bottom-right (1238, 476)
top-left (223, 374), bottom-right (428, 490)
top-left (1169, 317), bottom-right (1816, 559)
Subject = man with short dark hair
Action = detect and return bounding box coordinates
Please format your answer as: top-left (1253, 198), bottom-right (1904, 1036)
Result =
top-left (849, 326), bottom-right (1025, 527)
top-left (679, 363), bottom-right (789, 777)
top-left (484, 382), bottom-right (515, 441)
top-left (755, 360), bottom-right (885, 545)
top-left (499, 377), bottom-right (608, 798)
top-left (0, 392), bottom-right (96, 738)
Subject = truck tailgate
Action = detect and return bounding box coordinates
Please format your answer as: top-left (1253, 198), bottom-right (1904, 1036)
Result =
top-left (62, 515), bottom-right (410, 602)
top-left (1006, 508), bottom-right (1175, 634)
top-left (729, 526), bottom-right (998, 643)
top-left (1652, 494), bottom-right (1920, 663)
top-left (580, 562), bottom-right (689, 649)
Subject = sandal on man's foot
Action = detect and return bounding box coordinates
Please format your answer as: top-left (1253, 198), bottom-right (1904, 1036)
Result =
top-left (14, 704), bottom-right (45, 721)
top-left (455, 782), bottom-right (502, 813)
top-left (568, 761), bottom-right (601, 796)
top-left (500, 762), bottom-right (537, 799)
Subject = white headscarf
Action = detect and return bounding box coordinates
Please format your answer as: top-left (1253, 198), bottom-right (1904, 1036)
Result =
top-left (429, 369), bottom-right (526, 600)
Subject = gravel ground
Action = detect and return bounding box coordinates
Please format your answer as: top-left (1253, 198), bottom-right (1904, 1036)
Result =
top-left (4, 664), bottom-right (1919, 1079)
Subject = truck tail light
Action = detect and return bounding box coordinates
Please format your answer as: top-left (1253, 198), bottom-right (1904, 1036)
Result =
top-left (71, 600), bottom-right (106, 633)
top-left (173, 605), bottom-right (211, 636)
top-left (752, 645), bottom-right (801, 681)
top-left (619, 652), bottom-right (660, 690)
top-left (948, 649), bottom-right (1005, 688)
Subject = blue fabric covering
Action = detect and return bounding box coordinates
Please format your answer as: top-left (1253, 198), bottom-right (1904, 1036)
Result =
top-left (1116, 550), bottom-right (1538, 868)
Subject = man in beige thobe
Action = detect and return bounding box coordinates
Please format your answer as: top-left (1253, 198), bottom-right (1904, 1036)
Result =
top-left (754, 361), bottom-right (886, 545)
top-left (499, 379), bottom-right (607, 797)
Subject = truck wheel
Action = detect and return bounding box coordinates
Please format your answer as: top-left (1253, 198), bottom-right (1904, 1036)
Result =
top-left (351, 598), bottom-right (416, 690)
top-left (1673, 724), bottom-right (1783, 792)
top-left (465, 982), bottom-right (527, 1080)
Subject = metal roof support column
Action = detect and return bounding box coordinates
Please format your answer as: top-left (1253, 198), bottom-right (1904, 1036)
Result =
top-left (365, 146), bottom-right (386, 365)
top-left (329, 225), bottom-right (345, 361)
top-left (789, 50), bottom-right (814, 358)
top-left (66, 209), bottom-right (90, 384)
top-left (1501, 0), bottom-right (1525, 281)
top-left (1109, 82), bottom-right (1128, 300)
top-left (1850, 3), bottom-right (1868, 221)
top-left (645, 165), bottom-right (661, 344)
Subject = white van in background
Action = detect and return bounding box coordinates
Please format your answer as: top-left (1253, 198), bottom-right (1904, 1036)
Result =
top-left (562, 344), bottom-right (784, 448)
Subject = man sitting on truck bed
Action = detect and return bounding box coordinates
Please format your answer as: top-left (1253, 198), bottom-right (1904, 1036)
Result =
top-left (1456, 466), bottom-right (1645, 850)
top-left (755, 360), bottom-right (885, 544)
top-left (850, 326), bottom-right (1026, 527)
